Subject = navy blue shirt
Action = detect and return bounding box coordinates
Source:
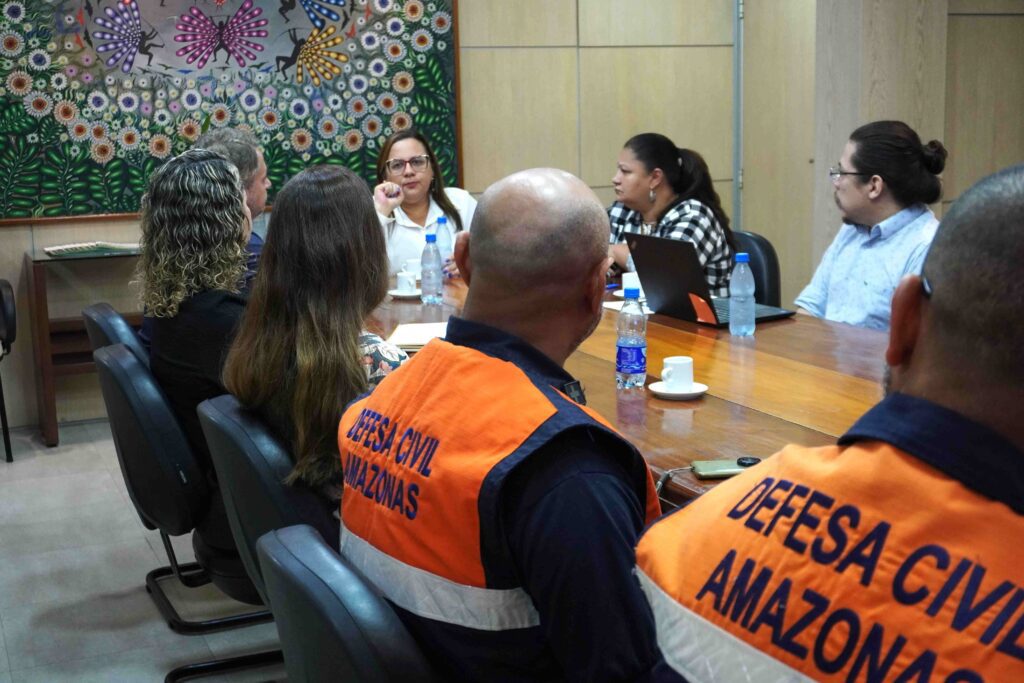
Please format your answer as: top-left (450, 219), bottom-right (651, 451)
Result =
top-left (393, 317), bottom-right (664, 682)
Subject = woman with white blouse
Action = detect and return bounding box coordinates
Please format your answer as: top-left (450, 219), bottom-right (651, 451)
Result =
top-left (373, 129), bottom-right (476, 276)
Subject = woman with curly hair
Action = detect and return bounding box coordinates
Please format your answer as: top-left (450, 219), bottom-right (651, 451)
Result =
top-left (137, 148), bottom-right (251, 468)
top-left (224, 166), bottom-right (407, 506)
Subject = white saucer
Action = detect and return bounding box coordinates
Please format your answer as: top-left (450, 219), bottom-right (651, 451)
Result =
top-left (388, 288), bottom-right (422, 300)
top-left (648, 381), bottom-right (708, 400)
top-left (612, 289), bottom-right (646, 301)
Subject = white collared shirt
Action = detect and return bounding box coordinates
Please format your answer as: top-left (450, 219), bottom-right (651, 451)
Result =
top-left (378, 187), bottom-right (477, 274)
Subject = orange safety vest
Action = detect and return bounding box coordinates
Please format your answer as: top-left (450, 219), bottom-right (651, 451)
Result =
top-left (338, 338), bottom-right (661, 632)
top-left (636, 438), bottom-right (1024, 682)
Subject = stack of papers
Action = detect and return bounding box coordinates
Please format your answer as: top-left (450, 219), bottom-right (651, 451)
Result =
top-left (44, 241), bottom-right (139, 257)
top-left (386, 322), bottom-right (449, 352)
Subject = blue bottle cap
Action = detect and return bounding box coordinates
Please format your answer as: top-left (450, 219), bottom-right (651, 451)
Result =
top-left (735, 252), bottom-right (750, 263)
top-left (437, 216), bottom-right (447, 225)
top-left (425, 233), bottom-right (437, 243)
top-left (624, 287), bottom-right (641, 299)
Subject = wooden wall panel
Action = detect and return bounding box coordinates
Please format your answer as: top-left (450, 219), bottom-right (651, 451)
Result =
top-left (579, 47), bottom-right (733, 187)
top-left (0, 226), bottom-right (35, 428)
top-left (579, 0), bottom-right (732, 46)
top-left (459, 0), bottom-right (578, 47)
top-left (944, 16), bottom-right (1024, 200)
top-left (743, 0), bottom-right (816, 306)
top-left (459, 48), bottom-right (579, 193)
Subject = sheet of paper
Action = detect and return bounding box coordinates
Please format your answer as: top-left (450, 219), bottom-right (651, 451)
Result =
top-left (386, 322), bottom-right (449, 350)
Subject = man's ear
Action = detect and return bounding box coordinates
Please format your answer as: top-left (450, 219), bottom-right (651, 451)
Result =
top-left (886, 274), bottom-right (925, 368)
top-left (454, 231), bottom-right (472, 285)
top-left (867, 174), bottom-right (885, 200)
top-left (586, 256), bottom-right (613, 314)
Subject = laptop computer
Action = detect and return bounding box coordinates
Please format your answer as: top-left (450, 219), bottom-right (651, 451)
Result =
top-left (625, 233), bottom-right (796, 328)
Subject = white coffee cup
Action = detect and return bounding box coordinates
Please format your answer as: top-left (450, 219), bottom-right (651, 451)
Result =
top-left (661, 356), bottom-right (694, 392)
top-left (396, 270), bottom-right (417, 293)
top-left (404, 259), bottom-right (421, 278)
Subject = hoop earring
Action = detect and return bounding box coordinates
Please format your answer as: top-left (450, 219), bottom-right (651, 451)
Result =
top-left (648, 189), bottom-right (656, 203)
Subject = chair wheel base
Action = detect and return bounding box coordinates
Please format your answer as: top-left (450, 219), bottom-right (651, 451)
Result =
top-left (165, 648), bottom-right (284, 682)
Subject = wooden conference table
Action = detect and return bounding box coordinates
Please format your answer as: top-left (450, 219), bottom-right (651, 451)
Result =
top-left (368, 280), bottom-right (887, 503)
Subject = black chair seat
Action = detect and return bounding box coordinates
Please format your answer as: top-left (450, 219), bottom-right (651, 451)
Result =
top-left (0, 278), bottom-right (15, 463)
top-left (83, 302), bottom-right (149, 366)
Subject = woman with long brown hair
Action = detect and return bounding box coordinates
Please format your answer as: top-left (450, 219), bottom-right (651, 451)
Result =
top-left (224, 165), bottom-right (407, 504)
top-left (372, 128), bottom-right (476, 275)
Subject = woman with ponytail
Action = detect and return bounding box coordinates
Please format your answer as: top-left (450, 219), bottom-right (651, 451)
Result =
top-left (796, 120), bottom-right (948, 330)
top-left (608, 133), bottom-right (734, 297)
top-left (224, 165), bottom-right (407, 506)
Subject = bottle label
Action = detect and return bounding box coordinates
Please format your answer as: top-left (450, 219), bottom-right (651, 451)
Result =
top-left (616, 343), bottom-right (647, 374)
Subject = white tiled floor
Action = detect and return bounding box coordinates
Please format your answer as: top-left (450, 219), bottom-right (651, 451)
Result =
top-left (0, 422), bottom-right (286, 682)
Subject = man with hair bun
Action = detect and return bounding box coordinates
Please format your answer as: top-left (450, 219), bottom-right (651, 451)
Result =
top-left (636, 164), bottom-right (1024, 682)
top-left (796, 120), bottom-right (948, 330)
top-left (337, 168), bottom-right (666, 681)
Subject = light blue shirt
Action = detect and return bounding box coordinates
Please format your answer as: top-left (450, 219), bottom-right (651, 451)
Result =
top-left (795, 204), bottom-right (938, 330)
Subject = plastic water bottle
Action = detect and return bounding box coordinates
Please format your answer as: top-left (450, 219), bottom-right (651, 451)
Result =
top-left (435, 216), bottom-right (453, 262)
top-left (616, 288), bottom-right (647, 389)
top-left (729, 253), bottom-right (756, 337)
top-left (420, 233), bottom-right (443, 305)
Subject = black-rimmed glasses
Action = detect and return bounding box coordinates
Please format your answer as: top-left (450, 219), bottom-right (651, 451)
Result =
top-left (828, 166), bottom-right (870, 181)
top-left (385, 155), bottom-right (430, 175)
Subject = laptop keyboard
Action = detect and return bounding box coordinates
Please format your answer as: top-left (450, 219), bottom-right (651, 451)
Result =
top-left (712, 298), bottom-right (731, 323)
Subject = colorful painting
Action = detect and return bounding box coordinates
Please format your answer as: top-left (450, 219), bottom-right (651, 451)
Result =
top-left (0, 0), bottom-right (457, 219)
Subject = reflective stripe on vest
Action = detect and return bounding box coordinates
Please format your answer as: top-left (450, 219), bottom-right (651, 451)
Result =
top-left (339, 338), bottom-right (659, 632)
top-left (637, 569), bottom-right (812, 682)
top-left (636, 441), bottom-right (1024, 682)
top-left (341, 521), bottom-right (540, 631)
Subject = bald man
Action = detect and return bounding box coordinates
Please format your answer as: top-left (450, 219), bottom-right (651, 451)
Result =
top-left (337, 169), bottom-right (665, 681)
top-left (636, 164), bottom-right (1024, 681)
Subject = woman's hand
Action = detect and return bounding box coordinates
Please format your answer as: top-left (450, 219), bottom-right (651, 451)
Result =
top-left (443, 258), bottom-right (460, 279)
top-left (373, 182), bottom-right (404, 216)
top-left (609, 243), bottom-right (631, 270)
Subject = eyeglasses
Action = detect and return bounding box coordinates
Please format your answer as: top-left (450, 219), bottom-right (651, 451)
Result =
top-left (828, 166), bottom-right (870, 181)
top-left (385, 155), bottom-right (430, 175)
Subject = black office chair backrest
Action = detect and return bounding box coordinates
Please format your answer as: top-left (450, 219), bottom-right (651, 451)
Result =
top-left (94, 344), bottom-right (209, 534)
top-left (0, 278), bottom-right (15, 354)
top-left (199, 394), bottom-right (340, 603)
top-left (258, 525), bottom-right (436, 683)
top-left (82, 303), bottom-right (148, 366)
top-left (732, 230), bottom-right (782, 307)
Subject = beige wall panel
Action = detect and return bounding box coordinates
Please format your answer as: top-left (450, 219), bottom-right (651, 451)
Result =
top-left (949, 0), bottom-right (1024, 13)
top-left (460, 48), bottom-right (579, 192)
top-left (744, 0), bottom-right (816, 306)
top-left (944, 16), bottom-right (1024, 200)
top-left (458, 0), bottom-right (578, 47)
top-left (579, 0), bottom-right (732, 46)
top-left (0, 226), bottom-right (37, 428)
top-left (579, 47), bottom-right (733, 187)
top-left (860, 0), bottom-right (948, 142)
top-left (592, 181), bottom-right (735, 218)
top-left (812, 0), bottom-right (862, 260)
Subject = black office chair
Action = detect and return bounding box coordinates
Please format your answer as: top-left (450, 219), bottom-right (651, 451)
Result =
top-left (0, 278), bottom-right (15, 462)
top-left (258, 525), bottom-right (437, 683)
top-left (93, 344), bottom-right (277, 682)
top-left (82, 302), bottom-right (149, 366)
top-left (733, 230), bottom-right (782, 307)
top-left (197, 393), bottom-right (340, 603)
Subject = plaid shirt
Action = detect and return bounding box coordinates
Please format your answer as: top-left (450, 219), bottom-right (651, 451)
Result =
top-left (608, 199), bottom-right (733, 297)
